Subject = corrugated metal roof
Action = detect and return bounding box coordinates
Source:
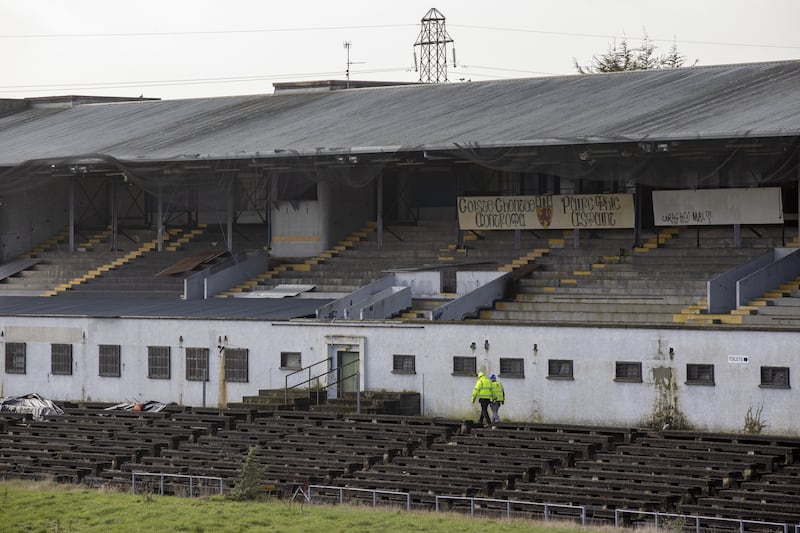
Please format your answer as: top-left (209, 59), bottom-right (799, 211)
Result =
top-left (1, 60), bottom-right (799, 166)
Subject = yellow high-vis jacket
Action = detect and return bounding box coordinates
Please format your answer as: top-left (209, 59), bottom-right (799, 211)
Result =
top-left (471, 372), bottom-right (493, 402)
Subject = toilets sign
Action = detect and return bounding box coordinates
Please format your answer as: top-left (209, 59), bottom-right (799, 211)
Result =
top-left (457, 193), bottom-right (634, 231)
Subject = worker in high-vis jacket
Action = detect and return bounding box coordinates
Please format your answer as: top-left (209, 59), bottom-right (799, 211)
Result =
top-left (471, 371), bottom-right (494, 427)
top-left (489, 374), bottom-right (505, 423)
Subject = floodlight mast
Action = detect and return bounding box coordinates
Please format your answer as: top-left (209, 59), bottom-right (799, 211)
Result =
top-left (413, 8), bottom-right (455, 83)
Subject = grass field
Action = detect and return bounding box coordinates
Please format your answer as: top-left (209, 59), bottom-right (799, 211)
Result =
top-left (0, 479), bottom-right (623, 533)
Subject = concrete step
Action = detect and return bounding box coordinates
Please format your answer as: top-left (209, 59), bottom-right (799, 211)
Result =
top-left (513, 293), bottom-right (698, 305)
top-left (517, 278), bottom-right (707, 290)
top-left (749, 305), bottom-right (800, 316)
top-left (495, 300), bottom-right (685, 314)
top-left (765, 297), bottom-right (800, 307)
top-left (478, 308), bottom-right (676, 325)
top-left (740, 314), bottom-right (800, 328)
top-left (518, 286), bottom-right (704, 297)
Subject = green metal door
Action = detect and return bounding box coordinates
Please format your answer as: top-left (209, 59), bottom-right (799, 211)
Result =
top-left (337, 350), bottom-right (359, 397)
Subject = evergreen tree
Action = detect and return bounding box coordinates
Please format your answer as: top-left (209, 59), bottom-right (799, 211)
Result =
top-left (574, 32), bottom-right (695, 73)
top-left (228, 446), bottom-right (265, 501)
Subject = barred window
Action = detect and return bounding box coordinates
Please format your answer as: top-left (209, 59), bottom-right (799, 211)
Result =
top-left (760, 366), bottom-right (789, 388)
top-left (224, 348), bottom-right (249, 383)
top-left (453, 356), bottom-right (476, 376)
top-left (547, 359), bottom-right (573, 380)
top-left (51, 344), bottom-right (73, 375)
top-left (686, 364), bottom-right (714, 385)
top-left (499, 358), bottom-right (524, 378)
top-left (186, 347), bottom-right (209, 381)
top-left (392, 354), bottom-right (416, 374)
top-left (280, 352), bottom-right (302, 370)
top-left (148, 346), bottom-right (171, 380)
top-left (5, 342), bottom-right (26, 374)
top-left (615, 361), bottom-right (642, 382)
top-left (99, 344), bottom-right (121, 377)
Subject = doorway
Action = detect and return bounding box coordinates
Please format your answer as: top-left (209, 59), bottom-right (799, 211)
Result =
top-left (337, 350), bottom-right (360, 397)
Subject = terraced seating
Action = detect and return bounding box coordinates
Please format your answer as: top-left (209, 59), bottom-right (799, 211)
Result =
top-left (678, 462), bottom-right (800, 523)
top-left (5, 408), bottom-right (800, 526)
top-left (639, 431), bottom-right (800, 465)
top-left (477, 224), bottom-right (800, 327)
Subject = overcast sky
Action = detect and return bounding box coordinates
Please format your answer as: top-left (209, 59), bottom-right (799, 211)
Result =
top-left (1, 0), bottom-right (799, 100)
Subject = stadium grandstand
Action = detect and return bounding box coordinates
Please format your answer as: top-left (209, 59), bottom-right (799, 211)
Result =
top-left (2, 59), bottom-right (800, 526)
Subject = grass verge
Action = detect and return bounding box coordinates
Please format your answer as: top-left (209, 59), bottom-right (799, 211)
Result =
top-left (0, 479), bottom-right (622, 533)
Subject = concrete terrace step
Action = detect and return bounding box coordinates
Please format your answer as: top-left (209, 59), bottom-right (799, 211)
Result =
top-left (478, 308), bottom-right (677, 325)
top-left (517, 279), bottom-right (708, 290)
top-left (517, 286), bottom-right (705, 298)
top-left (495, 300), bottom-right (686, 314)
top-left (513, 293), bottom-right (698, 305)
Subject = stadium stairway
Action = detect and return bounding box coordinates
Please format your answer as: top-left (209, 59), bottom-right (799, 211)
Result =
top-left (478, 225), bottom-right (794, 327)
top-left (0, 224), bottom-right (253, 298)
top-left (0, 227), bottom-right (161, 296)
top-left (59, 225), bottom-right (225, 296)
top-left (218, 222), bottom-right (380, 297)
top-left (220, 220), bottom-right (543, 300)
top-left (672, 227), bottom-right (800, 328)
top-left (230, 388), bottom-right (421, 416)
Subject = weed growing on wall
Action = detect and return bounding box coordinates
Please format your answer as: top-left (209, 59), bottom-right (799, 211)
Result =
top-left (743, 404), bottom-right (767, 434)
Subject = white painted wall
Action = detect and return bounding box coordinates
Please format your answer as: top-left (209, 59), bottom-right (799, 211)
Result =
top-left (270, 200), bottom-right (324, 257)
top-left (0, 315), bottom-right (797, 436)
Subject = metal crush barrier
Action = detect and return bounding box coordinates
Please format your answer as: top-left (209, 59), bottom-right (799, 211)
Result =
top-left (615, 509), bottom-right (796, 533)
top-left (131, 472), bottom-right (225, 497)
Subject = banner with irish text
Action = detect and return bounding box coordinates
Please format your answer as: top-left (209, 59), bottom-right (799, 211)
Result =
top-left (457, 194), bottom-right (635, 230)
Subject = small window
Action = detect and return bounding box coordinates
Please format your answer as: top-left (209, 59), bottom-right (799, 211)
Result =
top-left (280, 352), bottom-right (302, 370)
top-left (615, 361), bottom-right (642, 382)
top-left (547, 359), bottom-right (573, 380)
top-left (186, 347), bottom-right (209, 381)
top-left (99, 344), bottom-right (121, 377)
top-left (686, 363), bottom-right (714, 385)
top-left (392, 354), bottom-right (416, 374)
top-left (148, 346), bottom-right (171, 380)
top-left (499, 358), bottom-right (524, 378)
top-left (453, 356), bottom-right (477, 376)
top-left (51, 344), bottom-right (73, 375)
top-left (760, 366), bottom-right (790, 388)
top-left (5, 342), bottom-right (26, 374)
top-left (224, 348), bottom-right (249, 383)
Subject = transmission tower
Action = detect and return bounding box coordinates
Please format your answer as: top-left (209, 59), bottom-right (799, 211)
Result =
top-left (413, 8), bottom-right (455, 83)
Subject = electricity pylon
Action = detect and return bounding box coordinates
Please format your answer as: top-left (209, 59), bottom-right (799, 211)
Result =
top-left (413, 8), bottom-right (455, 84)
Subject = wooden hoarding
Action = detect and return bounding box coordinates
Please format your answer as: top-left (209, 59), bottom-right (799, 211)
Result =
top-left (457, 194), bottom-right (635, 231)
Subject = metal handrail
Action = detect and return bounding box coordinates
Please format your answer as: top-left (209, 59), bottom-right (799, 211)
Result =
top-left (284, 357), bottom-right (360, 407)
top-left (284, 357), bottom-right (331, 405)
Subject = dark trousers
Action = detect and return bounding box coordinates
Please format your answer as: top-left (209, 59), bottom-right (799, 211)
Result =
top-left (477, 398), bottom-right (491, 425)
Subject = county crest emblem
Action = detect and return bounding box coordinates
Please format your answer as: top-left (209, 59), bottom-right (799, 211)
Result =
top-left (536, 206), bottom-right (552, 228)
